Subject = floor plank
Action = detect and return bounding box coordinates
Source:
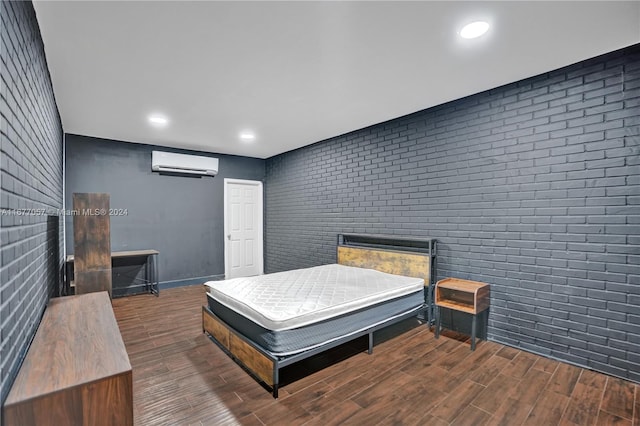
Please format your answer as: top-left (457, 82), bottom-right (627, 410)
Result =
top-left (378, 389), bottom-right (447, 426)
top-left (523, 389), bottom-right (569, 426)
top-left (495, 346), bottom-right (520, 360)
top-left (467, 354), bottom-right (509, 386)
top-left (500, 351), bottom-right (537, 380)
top-left (601, 377), bottom-right (636, 420)
top-left (549, 362), bottom-right (582, 397)
top-left (510, 368), bottom-right (554, 406)
top-left (489, 397), bottom-right (534, 426)
top-left (472, 373), bottom-right (520, 414)
top-left (532, 356), bottom-right (559, 374)
top-left (597, 410), bottom-right (633, 426)
top-left (560, 380), bottom-right (604, 426)
top-left (430, 379), bottom-right (486, 423)
top-left (452, 405), bottom-right (493, 426)
top-left (110, 285), bottom-right (640, 425)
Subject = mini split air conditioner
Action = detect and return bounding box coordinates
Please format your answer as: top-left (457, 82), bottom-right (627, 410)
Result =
top-left (151, 151), bottom-right (219, 176)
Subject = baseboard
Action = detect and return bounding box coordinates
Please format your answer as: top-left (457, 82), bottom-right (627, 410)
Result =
top-left (159, 274), bottom-right (225, 290)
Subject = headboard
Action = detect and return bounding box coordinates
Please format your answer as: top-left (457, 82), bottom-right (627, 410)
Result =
top-left (336, 234), bottom-right (437, 287)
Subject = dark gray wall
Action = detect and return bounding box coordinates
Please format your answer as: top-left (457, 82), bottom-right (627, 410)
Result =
top-left (65, 134), bottom-right (264, 292)
top-left (0, 1), bottom-right (64, 403)
top-left (265, 45), bottom-right (640, 382)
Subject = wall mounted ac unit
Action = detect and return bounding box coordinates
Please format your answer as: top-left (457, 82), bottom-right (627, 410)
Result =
top-left (151, 151), bottom-right (219, 176)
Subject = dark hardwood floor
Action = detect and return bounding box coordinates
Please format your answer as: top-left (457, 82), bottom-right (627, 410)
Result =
top-left (112, 285), bottom-right (639, 426)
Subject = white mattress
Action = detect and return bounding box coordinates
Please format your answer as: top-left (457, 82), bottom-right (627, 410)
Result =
top-left (204, 264), bottom-right (424, 331)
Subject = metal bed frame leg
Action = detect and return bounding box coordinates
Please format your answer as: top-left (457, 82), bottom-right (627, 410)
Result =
top-left (273, 364), bottom-right (279, 398)
top-left (367, 332), bottom-right (374, 355)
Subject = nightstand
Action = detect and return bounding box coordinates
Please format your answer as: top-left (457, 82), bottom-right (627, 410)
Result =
top-left (434, 278), bottom-right (490, 350)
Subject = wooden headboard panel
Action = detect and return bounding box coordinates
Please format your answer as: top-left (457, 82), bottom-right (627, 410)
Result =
top-left (337, 246), bottom-right (431, 285)
top-left (336, 234), bottom-right (436, 287)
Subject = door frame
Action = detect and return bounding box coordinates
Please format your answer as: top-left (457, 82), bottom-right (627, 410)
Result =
top-left (223, 178), bottom-right (264, 279)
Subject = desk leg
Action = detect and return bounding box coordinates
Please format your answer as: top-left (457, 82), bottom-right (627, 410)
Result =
top-left (153, 253), bottom-right (159, 296)
top-left (145, 256), bottom-right (150, 294)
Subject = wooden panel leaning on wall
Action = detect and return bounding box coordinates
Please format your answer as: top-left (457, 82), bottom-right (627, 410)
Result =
top-left (3, 292), bottom-right (133, 426)
top-left (73, 193), bottom-right (112, 297)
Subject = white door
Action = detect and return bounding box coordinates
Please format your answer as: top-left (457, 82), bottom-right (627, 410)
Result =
top-left (224, 179), bottom-right (263, 279)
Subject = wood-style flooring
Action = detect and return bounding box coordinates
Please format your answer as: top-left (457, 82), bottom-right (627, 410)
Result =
top-left (112, 285), bottom-right (640, 425)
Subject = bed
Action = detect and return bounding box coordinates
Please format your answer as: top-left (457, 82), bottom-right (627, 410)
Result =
top-left (202, 234), bottom-right (437, 398)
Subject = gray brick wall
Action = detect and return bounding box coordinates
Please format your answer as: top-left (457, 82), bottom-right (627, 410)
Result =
top-left (265, 45), bottom-right (640, 382)
top-left (0, 1), bottom-right (64, 403)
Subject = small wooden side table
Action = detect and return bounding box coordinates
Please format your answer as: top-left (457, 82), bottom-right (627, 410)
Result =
top-left (434, 278), bottom-right (490, 350)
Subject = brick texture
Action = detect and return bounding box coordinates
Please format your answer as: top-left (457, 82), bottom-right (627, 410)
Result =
top-left (0, 1), bottom-right (64, 403)
top-left (265, 45), bottom-right (640, 382)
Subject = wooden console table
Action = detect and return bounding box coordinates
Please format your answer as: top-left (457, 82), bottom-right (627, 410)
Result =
top-left (65, 249), bottom-right (159, 297)
top-left (434, 278), bottom-right (490, 350)
top-left (3, 292), bottom-right (133, 425)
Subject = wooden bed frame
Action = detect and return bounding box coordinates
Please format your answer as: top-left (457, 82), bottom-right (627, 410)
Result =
top-left (202, 234), bottom-right (436, 398)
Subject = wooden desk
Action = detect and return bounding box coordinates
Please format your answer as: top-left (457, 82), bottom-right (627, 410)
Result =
top-left (3, 292), bottom-right (133, 426)
top-left (66, 249), bottom-right (159, 296)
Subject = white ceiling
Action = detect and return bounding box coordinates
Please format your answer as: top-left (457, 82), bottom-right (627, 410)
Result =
top-left (34, 1), bottom-right (639, 159)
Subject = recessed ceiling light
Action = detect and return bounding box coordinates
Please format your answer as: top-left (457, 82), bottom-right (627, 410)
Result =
top-left (459, 21), bottom-right (490, 39)
top-left (239, 131), bottom-right (256, 142)
top-left (148, 114), bottom-right (169, 127)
